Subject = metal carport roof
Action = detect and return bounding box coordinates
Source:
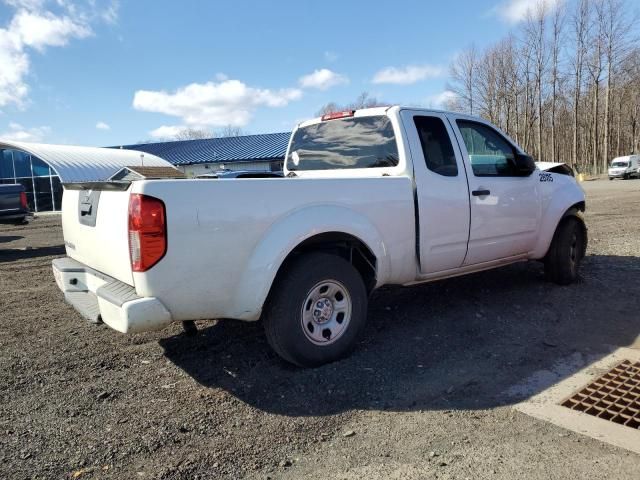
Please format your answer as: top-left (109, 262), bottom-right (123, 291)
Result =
top-left (0, 140), bottom-right (173, 182)
top-left (116, 132), bottom-right (290, 166)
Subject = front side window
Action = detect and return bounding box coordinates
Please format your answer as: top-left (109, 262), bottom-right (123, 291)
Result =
top-left (456, 120), bottom-right (519, 177)
top-left (414, 116), bottom-right (458, 177)
top-left (287, 116), bottom-right (399, 171)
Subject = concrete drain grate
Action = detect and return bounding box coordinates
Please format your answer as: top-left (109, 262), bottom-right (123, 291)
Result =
top-left (561, 360), bottom-right (640, 430)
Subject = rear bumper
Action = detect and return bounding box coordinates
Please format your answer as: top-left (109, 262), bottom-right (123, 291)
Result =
top-left (0, 210), bottom-right (29, 223)
top-left (52, 257), bottom-right (173, 333)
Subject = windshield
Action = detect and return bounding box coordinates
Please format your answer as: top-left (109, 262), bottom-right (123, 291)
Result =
top-left (611, 161), bottom-right (629, 167)
top-left (287, 116), bottom-right (399, 171)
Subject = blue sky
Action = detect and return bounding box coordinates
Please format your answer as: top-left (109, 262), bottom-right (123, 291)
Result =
top-left (0, 0), bottom-right (559, 146)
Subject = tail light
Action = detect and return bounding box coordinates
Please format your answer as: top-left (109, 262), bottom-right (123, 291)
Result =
top-left (19, 191), bottom-right (28, 210)
top-left (128, 194), bottom-right (167, 272)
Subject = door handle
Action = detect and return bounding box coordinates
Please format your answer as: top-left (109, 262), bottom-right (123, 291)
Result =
top-left (472, 189), bottom-right (490, 197)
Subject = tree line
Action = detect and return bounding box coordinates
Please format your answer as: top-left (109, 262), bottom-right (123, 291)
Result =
top-left (447, 0), bottom-right (639, 174)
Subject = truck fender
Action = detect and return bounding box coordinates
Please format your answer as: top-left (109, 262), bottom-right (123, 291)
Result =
top-left (530, 180), bottom-right (586, 260)
top-left (227, 205), bottom-right (389, 320)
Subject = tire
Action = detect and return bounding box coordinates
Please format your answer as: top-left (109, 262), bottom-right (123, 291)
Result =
top-left (263, 252), bottom-right (368, 367)
top-left (609, 177), bottom-right (614, 181)
top-left (623, 173), bottom-right (629, 180)
top-left (544, 216), bottom-right (587, 285)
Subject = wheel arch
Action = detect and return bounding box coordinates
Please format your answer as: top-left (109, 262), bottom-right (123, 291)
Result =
top-left (227, 205), bottom-right (388, 320)
top-left (532, 198), bottom-right (587, 260)
top-left (269, 231), bottom-right (378, 296)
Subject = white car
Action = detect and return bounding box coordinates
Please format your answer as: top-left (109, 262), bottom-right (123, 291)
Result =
top-left (53, 107), bottom-right (587, 366)
top-left (608, 155), bottom-right (640, 180)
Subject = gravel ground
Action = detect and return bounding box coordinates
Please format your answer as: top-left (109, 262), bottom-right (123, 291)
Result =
top-left (1, 179), bottom-right (639, 480)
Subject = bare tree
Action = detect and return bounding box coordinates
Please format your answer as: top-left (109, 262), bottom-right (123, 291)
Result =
top-left (549, 4), bottom-right (565, 161)
top-left (587, 2), bottom-right (604, 173)
top-left (174, 128), bottom-right (214, 140)
top-left (571, 0), bottom-right (590, 167)
top-left (138, 125), bottom-right (244, 143)
top-left (217, 125), bottom-right (244, 137)
top-left (444, 0), bottom-right (639, 174)
top-left (524, 2), bottom-right (548, 161)
top-left (316, 92), bottom-right (386, 116)
top-left (600, 0), bottom-right (633, 170)
top-left (447, 45), bottom-right (478, 114)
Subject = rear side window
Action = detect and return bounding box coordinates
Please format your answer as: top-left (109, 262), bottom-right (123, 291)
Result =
top-left (287, 116), bottom-right (399, 171)
top-left (414, 116), bottom-right (458, 177)
top-left (456, 120), bottom-right (518, 177)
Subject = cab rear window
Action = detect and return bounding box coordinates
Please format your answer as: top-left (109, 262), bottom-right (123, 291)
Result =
top-left (287, 116), bottom-right (399, 171)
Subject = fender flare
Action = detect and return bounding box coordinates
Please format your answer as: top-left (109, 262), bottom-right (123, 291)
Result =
top-left (531, 183), bottom-right (586, 260)
top-left (226, 205), bottom-right (389, 320)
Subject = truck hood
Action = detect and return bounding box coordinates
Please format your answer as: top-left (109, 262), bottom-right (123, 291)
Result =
top-left (536, 161), bottom-right (566, 171)
top-left (535, 161), bottom-right (574, 177)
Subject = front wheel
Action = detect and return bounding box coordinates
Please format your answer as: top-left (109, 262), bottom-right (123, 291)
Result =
top-left (544, 216), bottom-right (587, 285)
top-left (263, 253), bottom-right (368, 367)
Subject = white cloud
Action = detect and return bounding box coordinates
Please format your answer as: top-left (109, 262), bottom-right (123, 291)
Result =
top-left (299, 69), bottom-right (348, 90)
top-left (0, 1), bottom-right (116, 109)
top-left (0, 122), bottom-right (51, 142)
top-left (324, 51), bottom-right (338, 62)
top-left (148, 125), bottom-right (190, 139)
top-left (4, 1), bottom-right (46, 9)
top-left (372, 64), bottom-right (444, 85)
top-left (133, 78), bottom-right (303, 128)
top-left (425, 91), bottom-right (458, 109)
top-left (100, 1), bottom-right (119, 25)
top-left (0, 31), bottom-right (30, 108)
top-left (494, 0), bottom-right (562, 23)
top-left (9, 10), bottom-right (91, 51)
top-left (95, 121), bottom-right (110, 130)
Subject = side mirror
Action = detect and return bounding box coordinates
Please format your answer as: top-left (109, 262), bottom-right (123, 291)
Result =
top-left (513, 153), bottom-right (536, 176)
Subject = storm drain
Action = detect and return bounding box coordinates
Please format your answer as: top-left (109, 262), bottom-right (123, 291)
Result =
top-left (561, 360), bottom-right (640, 430)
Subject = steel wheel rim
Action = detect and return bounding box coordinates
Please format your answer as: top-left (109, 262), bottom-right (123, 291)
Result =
top-left (301, 280), bottom-right (352, 346)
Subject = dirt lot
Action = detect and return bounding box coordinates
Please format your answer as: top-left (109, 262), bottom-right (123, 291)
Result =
top-left (1, 179), bottom-right (639, 480)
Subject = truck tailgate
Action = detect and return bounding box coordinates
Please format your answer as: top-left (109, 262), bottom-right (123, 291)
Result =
top-left (61, 186), bottom-right (134, 286)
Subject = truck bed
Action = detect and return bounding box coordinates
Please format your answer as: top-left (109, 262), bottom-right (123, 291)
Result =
top-left (61, 176), bottom-right (416, 323)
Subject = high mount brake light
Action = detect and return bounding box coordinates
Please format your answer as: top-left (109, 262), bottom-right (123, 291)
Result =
top-left (128, 194), bottom-right (167, 272)
top-left (321, 110), bottom-right (356, 121)
top-left (19, 191), bottom-right (27, 210)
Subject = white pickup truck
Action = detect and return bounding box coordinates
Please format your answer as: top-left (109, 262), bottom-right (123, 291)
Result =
top-left (53, 107), bottom-right (587, 367)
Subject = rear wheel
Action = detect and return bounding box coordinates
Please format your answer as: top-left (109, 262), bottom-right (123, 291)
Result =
top-left (544, 216), bottom-right (587, 285)
top-left (263, 253), bottom-right (368, 367)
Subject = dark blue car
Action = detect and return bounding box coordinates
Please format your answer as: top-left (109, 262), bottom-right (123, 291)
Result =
top-left (0, 184), bottom-right (30, 224)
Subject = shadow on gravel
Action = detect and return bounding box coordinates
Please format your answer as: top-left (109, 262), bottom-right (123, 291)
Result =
top-left (0, 244), bottom-right (65, 262)
top-left (160, 255), bottom-right (640, 417)
top-left (0, 235), bottom-right (23, 243)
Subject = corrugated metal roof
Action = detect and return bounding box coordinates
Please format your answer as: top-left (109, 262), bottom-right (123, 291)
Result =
top-left (116, 132), bottom-right (290, 166)
top-left (0, 140), bottom-right (172, 182)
